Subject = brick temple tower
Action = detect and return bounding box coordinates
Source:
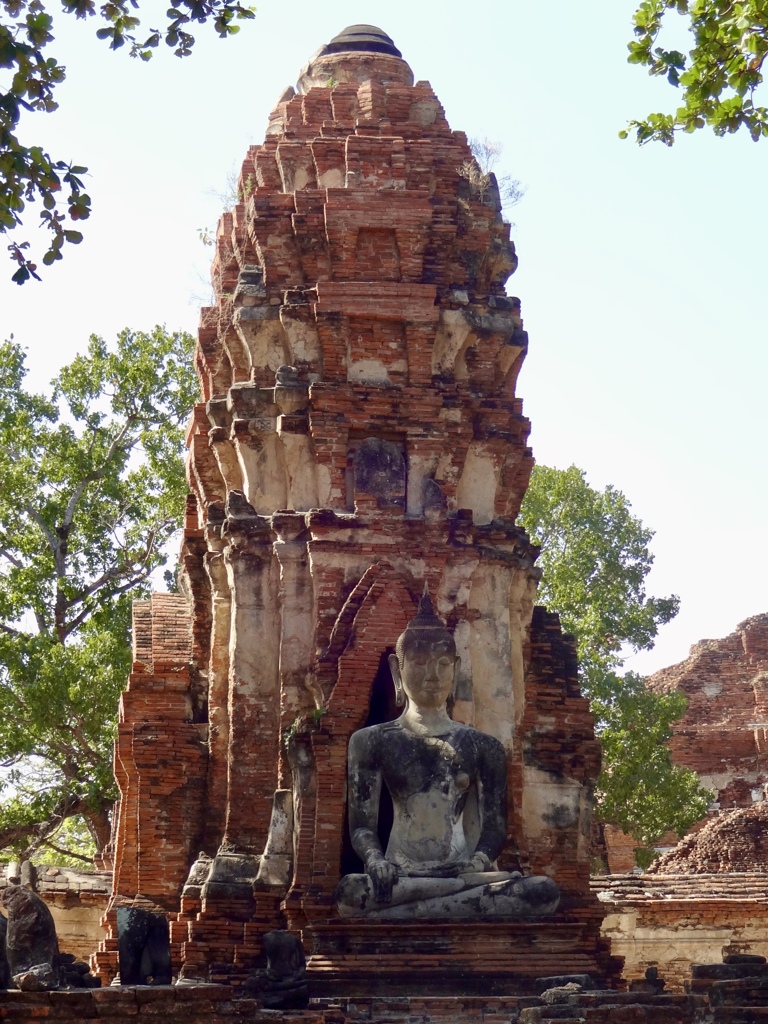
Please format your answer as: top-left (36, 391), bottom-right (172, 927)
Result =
top-left (98, 25), bottom-right (620, 992)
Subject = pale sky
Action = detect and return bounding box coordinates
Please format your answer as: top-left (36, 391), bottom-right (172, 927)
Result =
top-left (1, 0), bottom-right (766, 676)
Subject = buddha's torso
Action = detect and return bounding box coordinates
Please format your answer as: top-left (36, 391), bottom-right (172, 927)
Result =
top-left (367, 721), bottom-right (482, 875)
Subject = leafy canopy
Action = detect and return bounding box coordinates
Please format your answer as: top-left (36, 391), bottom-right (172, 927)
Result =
top-left (0, 326), bottom-right (198, 861)
top-left (623, 0), bottom-right (768, 144)
top-left (595, 671), bottom-right (710, 866)
top-left (519, 465), bottom-right (711, 865)
top-left (1, 0), bottom-right (255, 284)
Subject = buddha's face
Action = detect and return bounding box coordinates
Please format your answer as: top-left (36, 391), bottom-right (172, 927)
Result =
top-left (390, 631), bottom-right (458, 711)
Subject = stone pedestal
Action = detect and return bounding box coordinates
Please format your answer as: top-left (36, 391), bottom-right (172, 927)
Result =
top-left (305, 917), bottom-right (622, 996)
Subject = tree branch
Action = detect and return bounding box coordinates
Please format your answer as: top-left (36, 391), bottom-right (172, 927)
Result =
top-left (69, 723), bottom-right (103, 770)
top-left (23, 505), bottom-right (58, 558)
top-left (0, 548), bottom-right (24, 569)
top-left (58, 517), bottom-right (170, 638)
top-left (60, 414), bottom-right (138, 529)
top-left (61, 566), bottom-right (155, 639)
top-left (40, 839), bottom-right (94, 864)
top-left (0, 794), bottom-right (84, 856)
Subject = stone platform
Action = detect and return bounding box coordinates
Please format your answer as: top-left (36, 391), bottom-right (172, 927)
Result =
top-left (1, 980), bottom-right (767, 1024)
top-left (305, 914), bottom-right (622, 996)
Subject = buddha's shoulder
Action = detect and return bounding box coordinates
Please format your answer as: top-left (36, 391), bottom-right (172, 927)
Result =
top-left (454, 724), bottom-right (506, 757)
top-left (348, 720), bottom-right (405, 751)
top-left (351, 719), bottom-right (404, 736)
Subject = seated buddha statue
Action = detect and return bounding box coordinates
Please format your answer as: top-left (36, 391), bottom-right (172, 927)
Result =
top-left (336, 589), bottom-right (560, 919)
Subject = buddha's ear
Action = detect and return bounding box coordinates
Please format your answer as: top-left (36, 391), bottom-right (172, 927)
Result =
top-left (388, 652), bottom-right (405, 707)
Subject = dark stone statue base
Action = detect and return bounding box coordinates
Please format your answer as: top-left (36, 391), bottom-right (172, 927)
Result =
top-left (303, 913), bottom-right (624, 997)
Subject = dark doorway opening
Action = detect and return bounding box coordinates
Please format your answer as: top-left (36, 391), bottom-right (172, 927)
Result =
top-left (339, 646), bottom-right (401, 877)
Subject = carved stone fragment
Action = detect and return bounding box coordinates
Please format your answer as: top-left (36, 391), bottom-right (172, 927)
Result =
top-left (245, 930), bottom-right (308, 1009)
top-left (115, 907), bottom-right (172, 986)
top-left (2, 884), bottom-right (59, 987)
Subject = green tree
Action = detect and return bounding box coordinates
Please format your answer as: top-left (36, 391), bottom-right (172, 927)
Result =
top-left (519, 464), bottom-right (711, 866)
top-left (595, 672), bottom-right (711, 866)
top-left (0, 326), bottom-right (198, 860)
top-left (1, 0), bottom-right (255, 283)
top-left (623, 0), bottom-right (768, 144)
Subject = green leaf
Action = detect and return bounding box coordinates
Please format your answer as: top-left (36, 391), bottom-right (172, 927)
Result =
top-left (626, 0), bottom-right (768, 144)
top-left (1, 0), bottom-right (256, 280)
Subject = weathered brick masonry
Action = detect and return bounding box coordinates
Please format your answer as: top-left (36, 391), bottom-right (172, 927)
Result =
top-left (649, 614), bottom-right (768, 816)
top-left (96, 26), bottom-right (619, 992)
top-left (595, 872), bottom-right (768, 992)
top-left (597, 616), bottom-right (768, 987)
top-left (5, 975), bottom-right (768, 1023)
top-left (603, 613), bottom-right (768, 873)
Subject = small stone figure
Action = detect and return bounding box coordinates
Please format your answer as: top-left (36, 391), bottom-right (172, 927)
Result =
top-left (245, 930), bottom-right (308, 1009)
top-left (181, 851), bottom-right (213, 898)
top-left (2, 884), bottom-right (59, 990)
top-left (352, 438), bottom-right (406, 509)
top-left (116, 906), bottom-right (172, 986)
top-left (275, 364), bottom-right (300, 386)
top-left (336, 589), bottom-right (560, 919)
top-left (628, 966), bottom-right (666, 993)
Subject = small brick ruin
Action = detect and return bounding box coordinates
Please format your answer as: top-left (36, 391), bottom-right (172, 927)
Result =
top-left (90, 24), bottom-right (622, 996)
top-left (596, 615), bottom-right (768, 991)
top-left (649, 613), bottom-right (768, 819)
top-left (603, 613), bottom-right (768, 874)
top-left (595, 872), bottom-right (768, 992)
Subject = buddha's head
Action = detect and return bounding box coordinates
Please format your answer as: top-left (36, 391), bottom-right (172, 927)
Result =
top-left (389, 588), bottom-right (459, 710)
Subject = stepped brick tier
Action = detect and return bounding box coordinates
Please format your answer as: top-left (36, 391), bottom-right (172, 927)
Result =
top-left (8, 973), bottom-right (768, 1024)
top-left (94, 25), bottom-right (621, 993)
top-left (594, 872), bottom-right (768, 992)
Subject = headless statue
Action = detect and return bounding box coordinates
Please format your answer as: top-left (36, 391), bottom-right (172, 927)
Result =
top-left (336, 589), bottom-right (560, 919)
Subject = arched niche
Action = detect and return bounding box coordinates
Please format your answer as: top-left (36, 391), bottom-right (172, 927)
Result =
top-left (289, 567), bottom-right (416, 921)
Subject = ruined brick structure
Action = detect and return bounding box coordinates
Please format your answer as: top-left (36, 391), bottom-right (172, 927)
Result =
top-left (95, 25), bottom-right (619, 993)
top-left (595, 872), bottom-right (768, 992)
top-left (595, 616), bottom-right (768, 986)
top-left (649, 614), bottom-right (768, 814)
top-left (7, 980), bottom-right (768, 1023)
top-left (602, 613), bottom-right (768, 873)
top-left (651, 803), bottom-right (768, 874)
top-left (645, 612), bottom-right (768, 883)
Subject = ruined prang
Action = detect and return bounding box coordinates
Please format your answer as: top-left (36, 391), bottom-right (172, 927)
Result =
top-left (95, 24), bottom-right (619, 993)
